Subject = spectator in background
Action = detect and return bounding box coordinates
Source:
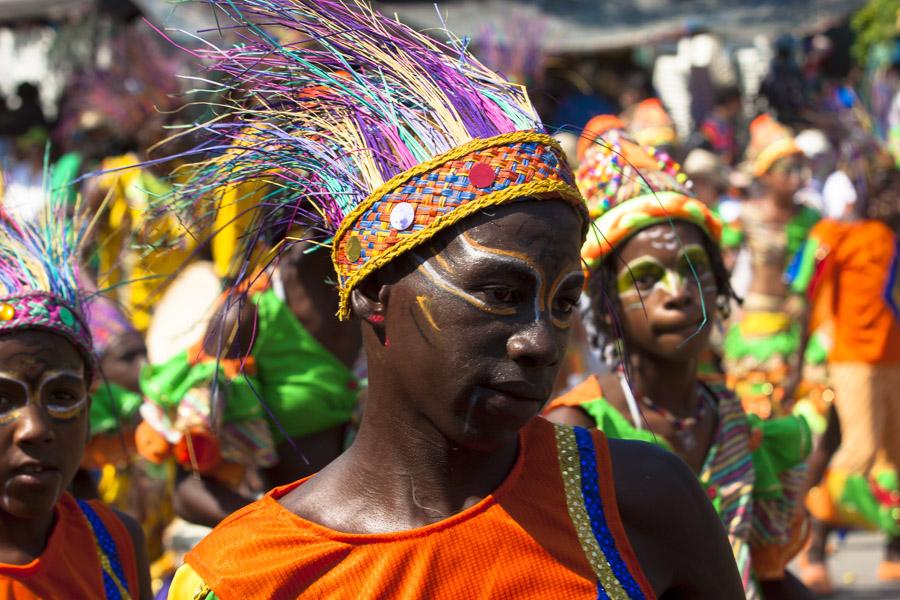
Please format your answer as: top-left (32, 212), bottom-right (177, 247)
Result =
top-left (698, 86), bottom-right (743, 166)
top-left (759, 35), bottom-right (808, 128)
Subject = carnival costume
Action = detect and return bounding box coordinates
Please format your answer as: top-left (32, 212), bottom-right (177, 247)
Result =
top-left (792, 218), bottom-right (900, 537)
top-left (549, 119), bottom-right (811, 598)
top-left (723, 114), bottom-right (821, 418)
top-left (0, 178), bottom-right (141, 600)
top-left (151, 1), bottom-right (664, 599)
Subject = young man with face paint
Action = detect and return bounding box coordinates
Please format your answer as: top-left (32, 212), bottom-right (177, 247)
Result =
top-left (161, 2), bottom-right (742, 598)
top-left (0, 190), bottom-right (152, 599)
top-left (545, 120), bottom-right (812, 600)
top-left (723, 114), bottom-right (820, 418)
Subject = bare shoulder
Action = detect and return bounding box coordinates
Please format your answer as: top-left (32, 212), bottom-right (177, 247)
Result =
top-left (607, 438), bottom-right (702, 525)
top-left (606, 438), bottom-right (745, 599)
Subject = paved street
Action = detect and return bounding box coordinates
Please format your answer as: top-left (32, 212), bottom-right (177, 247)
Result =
top-left (803, 532), bottom-right (900, 599)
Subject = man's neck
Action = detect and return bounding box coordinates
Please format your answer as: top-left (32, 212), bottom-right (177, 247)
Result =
top-left (320, 390), bottom-right (520, 532)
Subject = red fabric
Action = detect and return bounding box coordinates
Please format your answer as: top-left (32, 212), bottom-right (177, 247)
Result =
top-left (187, 417), bottom-right (653, 600)
top-left (0, 493), bottom-right (138, 599)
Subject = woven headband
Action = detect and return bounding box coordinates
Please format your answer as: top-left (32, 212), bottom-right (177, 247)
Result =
top-left (581, 191), bottom-right (722, 271)
top-left (332, 131), bottom-right (584, 319)
top-left (0, 292), bottom-right (94, 362)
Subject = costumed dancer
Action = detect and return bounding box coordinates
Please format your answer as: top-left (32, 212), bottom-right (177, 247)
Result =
top-left (792, 167), bottom-right (900, 593)
top-left (723, 114), bottom-right (820, 418)
top-left (544, 118), bottom-right (812, 599)
top-left (151, 1), bottom-right (744, 598)
top-left (0, 177), bottom-right (151, 599)
top-left (136, 238), bottom-right (362, 531)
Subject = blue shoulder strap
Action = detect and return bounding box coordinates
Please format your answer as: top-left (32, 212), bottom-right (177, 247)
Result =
top-left (76, 498), bottom-right (132, 600)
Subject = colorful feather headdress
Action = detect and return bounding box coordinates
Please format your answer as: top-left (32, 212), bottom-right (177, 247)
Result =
top-left (575, 115), bottom-right (720, 270)
top-left (161, 0), bottom-right (583, 319)
top-left (0, 175), bottom-right (94, 360)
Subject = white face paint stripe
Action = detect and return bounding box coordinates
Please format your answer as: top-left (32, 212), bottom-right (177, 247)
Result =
top-left (411, 252), bottom-right (515, 316)
top-left (457, 232), bottom-right (544, 321)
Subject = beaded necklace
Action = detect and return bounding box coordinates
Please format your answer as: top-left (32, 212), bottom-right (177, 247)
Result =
top-left (617, 369), bottom-right (713, 450)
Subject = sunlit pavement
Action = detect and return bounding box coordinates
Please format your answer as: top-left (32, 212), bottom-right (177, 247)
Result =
top-left (795, 531), bottom-right (900, 599)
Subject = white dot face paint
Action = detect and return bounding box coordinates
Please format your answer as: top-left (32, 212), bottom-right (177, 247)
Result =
top-left (645, 228), bottom-right (679, 251)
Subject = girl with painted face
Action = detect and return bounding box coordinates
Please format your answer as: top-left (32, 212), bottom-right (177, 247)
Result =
top-left (545, 118), bottom-right (813, 600)
top-left (156, 2), bottom-right (742, 598)
top-left (0, 188), bottom-right (151, 599)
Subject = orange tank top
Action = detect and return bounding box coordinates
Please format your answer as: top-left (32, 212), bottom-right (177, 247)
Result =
top-left (0, 493), bottom-right (138, 600)
top-left (186, 417), bottom-right (654, 599)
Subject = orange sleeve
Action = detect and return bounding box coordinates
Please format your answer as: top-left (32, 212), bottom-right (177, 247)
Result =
top-left (544, 375), bottom-right (602, 414)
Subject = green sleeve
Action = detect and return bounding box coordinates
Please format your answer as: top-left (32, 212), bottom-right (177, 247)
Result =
top-left (747, 413), bottom-right (812, 500)
top-left (89, 382), bottom-right (142, 435)
top-left (139, 349), bottom-right (264, 424)
top-left (249, 288), bottom-right (358, 442)
top-left (580, 396), bottom-right (671, 450)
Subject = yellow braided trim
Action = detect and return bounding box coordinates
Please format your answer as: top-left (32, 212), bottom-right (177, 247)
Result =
top-left (336, 178), bottom-right (582, 318)
top-left (753, 138), bottom-right (801, 177)
top-left (91, 536), bottom-right (133, 600)
top-left (552, 424), bottom-right (631, 599)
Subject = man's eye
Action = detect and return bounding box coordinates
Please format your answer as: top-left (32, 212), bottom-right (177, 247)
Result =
top-left (49, 390), bottom-right (79, 406)
top-left (554, 296), bottom-right (578, 315)
top-left (482, 286), bottom-right (520, 305)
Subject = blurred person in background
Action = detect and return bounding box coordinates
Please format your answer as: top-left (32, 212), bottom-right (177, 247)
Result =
top-left (759, 35), bottom-right (810, 128)
top-left (723, 115), bottom-right (820, 419)
top-left (791, 165), bottom-right (900, 594)
top-left (697, 85), bottom-right (744, 166)
top-left (627, 97), bottom-right (680, 159)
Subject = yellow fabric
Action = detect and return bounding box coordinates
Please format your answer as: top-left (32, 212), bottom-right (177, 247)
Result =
top-left (210, 181), bottom-right (266, 279)
top-left (168, 564), bottom-right (207, 600)
top-left (738, 312), bottom-right (792, 337)
top-left (96, 154), bottom-right (196, 331)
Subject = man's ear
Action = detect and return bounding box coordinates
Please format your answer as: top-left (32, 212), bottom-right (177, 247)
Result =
top-left (351, 276), bottom-right (390, 344)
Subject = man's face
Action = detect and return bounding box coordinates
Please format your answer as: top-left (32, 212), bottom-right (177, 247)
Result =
top-left (374, 200), bottom-right (584, 451)
top-left (0, 331), bottom-right (88, 520)
top-left (610, 222), bottom-right (718, 362)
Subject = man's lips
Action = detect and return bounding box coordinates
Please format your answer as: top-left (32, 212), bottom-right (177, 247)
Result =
top-left (481, 382), bottom-right (548, 403)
